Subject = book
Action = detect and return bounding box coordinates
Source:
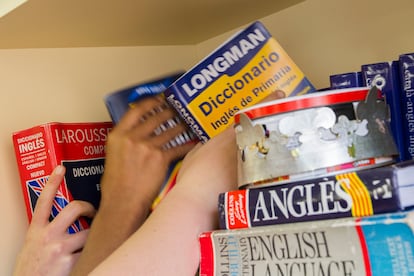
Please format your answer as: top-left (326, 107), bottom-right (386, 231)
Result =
top-left (164, 21), bottom-right (316, 142)
top-left (104, 73), bottom-right (197, 209)
top-left (399, 53), bottom-right (414, 160)
top-left (218, 161), bottom-right (414, 230)
top-left (12, 121), bottom-right (113, 233)
top-left (361, 61), bottom-right (407, 161)
top-left (104, 72), bottom-right (185, 124)
top-left (329, 71), bottom-right (363, 89)
top-left (199, 210), bottom-right (414, 276)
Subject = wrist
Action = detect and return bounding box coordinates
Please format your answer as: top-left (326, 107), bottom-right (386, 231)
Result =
top-left (97, 195), bottom-right (152, 231)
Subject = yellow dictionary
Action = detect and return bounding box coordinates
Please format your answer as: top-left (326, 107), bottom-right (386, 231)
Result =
top-left (165, 21), bottom-right (316, 142)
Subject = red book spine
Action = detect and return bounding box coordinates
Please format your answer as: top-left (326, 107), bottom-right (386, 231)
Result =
top-left (198, 232), bottom-right (214, 276)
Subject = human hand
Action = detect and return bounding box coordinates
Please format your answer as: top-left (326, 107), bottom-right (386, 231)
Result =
top-left (13, 166), bottom-right (95, 276)
top-left (99, 95), bottom-right (196, 221)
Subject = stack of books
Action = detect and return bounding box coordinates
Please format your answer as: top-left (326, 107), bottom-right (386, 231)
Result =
top-left (197, 87), bottom-right (414, 275)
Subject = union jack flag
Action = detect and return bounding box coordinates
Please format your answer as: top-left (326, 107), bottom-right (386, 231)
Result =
top-left (27, 177), bottom-right (85, 234)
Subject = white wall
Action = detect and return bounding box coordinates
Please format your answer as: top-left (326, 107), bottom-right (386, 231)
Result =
top-left (196, 0), bottom-right (414, 89)
top-left (0, 45), bottom-right (195, 275)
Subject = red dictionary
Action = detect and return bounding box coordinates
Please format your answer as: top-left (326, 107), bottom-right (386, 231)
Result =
top-left (12, 121), bottom-right (113, 233)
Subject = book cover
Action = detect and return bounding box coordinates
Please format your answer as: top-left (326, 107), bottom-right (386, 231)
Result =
top-left (164, 21), bottom-right (316, 142)
top-left (219, 161), bottom-right (414, 230)
top-left (104, 72), bottom-right (185, 124)
top-left (361, 61), bottom-right (407, 161)
top-left (104, 72), bottom-right (197, 209)
top-left (200, 211), bottom-right (414, 276)
top-left (12, 121), bottom-right (113, 233)
top-left (330, 71), bottom-right (363, 89)
top-left (399, 53), bottom-right (414, 160)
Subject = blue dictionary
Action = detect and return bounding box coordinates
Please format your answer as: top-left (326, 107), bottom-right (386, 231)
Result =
top-left (104, 72), bottom-right (197, 209)
top-left (399, 53), bottom-right (414, 160)
top-left (104, 72), bottom-right (184, 123)
top-left (219, 160), bottom-right (414, 230)
top-left (200, 210), bottom-right (414, 276)
top-left (361, 61), bottom-right (407, 161)
top-left (330, 71), bottom-right (363, 89)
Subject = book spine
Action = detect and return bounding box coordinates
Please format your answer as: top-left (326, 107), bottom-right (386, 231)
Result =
top-left (390, 61), bottom-right (408, 161)
top-left (164, 21), bottom-right (316, 142)
top-left (12, 125), bottom-right (56, 222)
top-left (200, 211), bottom-right (414, 276)
top-left (218, 164), bottom-right (407, 229)
top-left (399, 53), bottom-right (414, 160)
top-left (329, 71), bottom-right (363, 89)
top-left (361, 61), bottom-right (407, 161)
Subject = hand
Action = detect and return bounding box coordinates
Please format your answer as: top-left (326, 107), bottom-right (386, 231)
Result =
top-left (13, 166), bottom-right (95, 276)
top-left (99, 95), bottom-right (195, 219)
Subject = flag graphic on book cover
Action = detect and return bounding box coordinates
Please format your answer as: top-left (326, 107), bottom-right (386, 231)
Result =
top-left (27, 176), bottom-right (86, 234)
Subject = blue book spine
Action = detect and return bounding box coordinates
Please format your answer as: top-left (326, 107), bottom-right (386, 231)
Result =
top-left (361, 61), bottom-right (407, 161)
top-left (218, 161), bottom-right (414, 230)
top-left (400, 53), bottom-right (414, 160)
top-left (330, 71), bottom-right (363, 89)
top-left (200, 211), bottom-right (414, 276)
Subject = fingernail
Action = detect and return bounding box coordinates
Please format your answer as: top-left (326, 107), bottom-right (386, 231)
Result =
top-left (275, 90), bottom-right (286, 98)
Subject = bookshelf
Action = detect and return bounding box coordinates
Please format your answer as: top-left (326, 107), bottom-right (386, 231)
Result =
top-left (1, 0), bottom-right (414, 274)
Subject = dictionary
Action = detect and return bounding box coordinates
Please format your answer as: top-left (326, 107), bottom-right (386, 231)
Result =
top-left (12, 121), bottom-right (113, 233)
top-left (104, 72), bottom-right (184, 124)
top-left (104, 73), bottom-right (197, 209)
top-left (164, 21), bottom-right (316, 142)
top-left (399, 52), bottom-right (414, 160)
top-left (329, 71), bottom-right (363, 89)
top-left (219, 160), bottom-right (414, 230)
top-left (199, 210), bottom-right (414, 276)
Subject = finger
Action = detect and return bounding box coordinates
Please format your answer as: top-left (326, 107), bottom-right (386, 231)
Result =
top-left (117, 96), bottom-right (166, 131)
top-left (149, 119), bottom-right (191, 144)
top-left (64, 229), bottom-right (90, 253)
top-left (135, 107), bottom-right (181, 137)
top-left (31, 165), bottom-right (66, 226)
top-left (49, 200), bottom-right (96, 234)
top-left (261, 90), bottom-right (286, 102)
